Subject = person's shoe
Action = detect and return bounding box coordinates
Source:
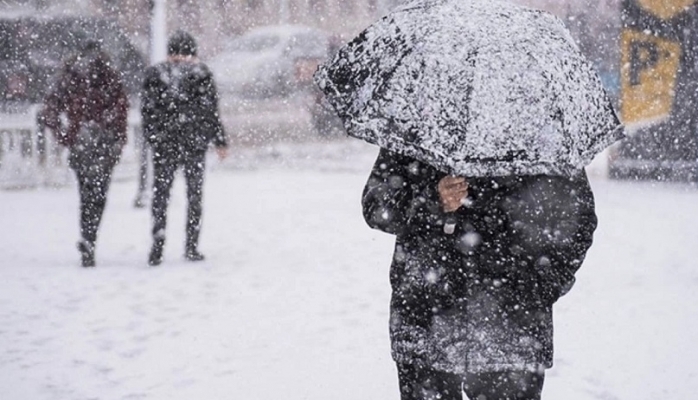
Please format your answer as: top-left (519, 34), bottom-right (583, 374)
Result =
top-left (148, 248), bottom-right (163, 266)
top-left (185, 249), bottom-right (205, 262)
top-left (77, 240), bottom-right (95, 268)
top-left (133, 196), bottom-right (145, 209)
top-left (148, 241), bottom-right (164, 266)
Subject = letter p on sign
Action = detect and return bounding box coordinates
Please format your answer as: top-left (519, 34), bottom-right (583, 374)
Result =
top-left (621, 29), bottom-right (681, 126)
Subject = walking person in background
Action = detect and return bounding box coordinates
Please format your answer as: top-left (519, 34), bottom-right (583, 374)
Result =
top-left (41, 39), bottom-right (128, 268)
top-left (141, 31), bottom-right (228, 266)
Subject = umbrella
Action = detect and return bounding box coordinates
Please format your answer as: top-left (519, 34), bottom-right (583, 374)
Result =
top-left (314, 0), bottom-right (625, 177)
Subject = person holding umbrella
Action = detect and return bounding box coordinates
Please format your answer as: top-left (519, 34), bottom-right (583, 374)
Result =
top-left (315, 0), bottom-right (624, 399)
top-left (362, 150), bottom-right (597, 399)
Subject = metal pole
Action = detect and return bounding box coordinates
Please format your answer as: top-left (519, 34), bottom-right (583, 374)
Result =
top-left (150, 0), bottom-right (168, 65)
top-left (280, 0), bottom-right (289, 23)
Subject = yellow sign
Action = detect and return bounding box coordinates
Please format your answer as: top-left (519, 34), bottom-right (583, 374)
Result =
top-left (621, 29), bottom-right (681, 125)
top-left (637, 0), bottom-right (695, 20)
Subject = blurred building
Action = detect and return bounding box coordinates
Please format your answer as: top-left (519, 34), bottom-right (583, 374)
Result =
top-left (0, 0), bottom-right (621, 83)
top-left (0, 0), bottom-right (390, 62)
top-left (161, 0), bottom-right (392, 58)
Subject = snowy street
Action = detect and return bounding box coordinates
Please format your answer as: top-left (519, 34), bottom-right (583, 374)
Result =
top-left (1, 140), bottom-right (698, 400)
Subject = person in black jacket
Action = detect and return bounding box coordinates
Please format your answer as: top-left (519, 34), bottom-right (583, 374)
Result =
top-left (362, 149), bottom-right (598, 400)
top-left (42, 40), bottom-right (129, 268)
top-left (141, 31), bottom-right (228, 266)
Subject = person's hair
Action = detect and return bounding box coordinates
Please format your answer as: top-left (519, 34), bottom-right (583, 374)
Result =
top-left (168, 30), bottom-right (197, 57)
top-left (71, 38), bottom-right (111, 71)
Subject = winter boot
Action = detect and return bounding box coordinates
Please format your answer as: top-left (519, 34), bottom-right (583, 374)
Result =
top-left (133, 194), bottom-right (146, 209)
top-left (77, 240), bottom-right (95, 268)
top-left (185, 233), bottom-right (204, 262)
top-left (148, 239), bottom-right (164, 266)
top-left (185, 247), bottom-right (205, 262)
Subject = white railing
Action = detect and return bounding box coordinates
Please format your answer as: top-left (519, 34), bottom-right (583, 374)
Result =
top-left (0, 106), bottom-right (143, 190)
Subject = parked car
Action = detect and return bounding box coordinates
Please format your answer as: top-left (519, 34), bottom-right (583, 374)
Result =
top-left (209, 24), bottom-right (330, 99)
top-left (0, 16), bottom-right (145, 112)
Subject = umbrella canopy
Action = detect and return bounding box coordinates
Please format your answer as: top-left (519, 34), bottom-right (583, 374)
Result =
top-left (315, 0), bottom-right (625, 177)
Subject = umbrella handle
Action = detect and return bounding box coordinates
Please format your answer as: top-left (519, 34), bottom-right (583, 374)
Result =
top-left (444, 214), bottom-right (457, 235)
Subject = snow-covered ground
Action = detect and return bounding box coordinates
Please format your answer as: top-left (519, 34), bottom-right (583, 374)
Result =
top-left (1, 139), bottom-right (697, 400)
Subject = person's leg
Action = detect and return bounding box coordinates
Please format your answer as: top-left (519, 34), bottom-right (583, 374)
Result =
top-left (89, 164), bottom-right (115, 241)
top-left (397, 363), bottom-right (463, 400)
top-left (463, 370), bottom-right (545, 400)
top-left (76, 163), bottom-right (115, 266)
top-left (74, 167), bottom-right (95, 267)
top-left (149, 153), bottom-right (177, 265)
top-left (182, 151), bottom-right (206, 260)
top-left (76, 169), bottom-right (94, 243)
top-left (134, 132), bottom-right (149, 208)
top-left (75, 162), bottom-right (113, 267)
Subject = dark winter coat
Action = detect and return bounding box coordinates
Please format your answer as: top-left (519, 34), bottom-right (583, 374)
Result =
top-left (141, 59), bottom-right (227, 154)
top-left (42, 50), bottom-right (128, 149)
top-left (362, 149), bottom-right (597, 374)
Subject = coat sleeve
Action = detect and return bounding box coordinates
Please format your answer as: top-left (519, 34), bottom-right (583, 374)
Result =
top-left (504, 172), bottom-right (598, 305)
top-left (140, 66), bottom-right (162, 145)
top-left (41, 67), bottom-right (70, 146)
top-left (200, 66), bottom-right (227, 148)
top-left (361, 149), bottom-right (446, 237)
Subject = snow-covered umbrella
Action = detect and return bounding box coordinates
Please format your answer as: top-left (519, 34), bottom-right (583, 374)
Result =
top-left (314, 0), bottom-right (625, 177)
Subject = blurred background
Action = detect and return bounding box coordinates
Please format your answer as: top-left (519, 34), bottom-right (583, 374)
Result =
top-left (3, 5), bottom-right (698, 400)
top-left (2, 0), bottom-right (692, 189)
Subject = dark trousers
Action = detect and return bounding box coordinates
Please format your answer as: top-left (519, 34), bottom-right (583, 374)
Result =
top-left (74, 162), bottom-right (115, 244)
top-left (135, 128), bottom-right (150, 202)
top-left (151, 149), bottom-right (206, 250)
top-left (397, 363), bottom-right (545, 400)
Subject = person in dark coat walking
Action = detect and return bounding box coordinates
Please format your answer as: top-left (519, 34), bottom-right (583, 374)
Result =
top-left (362, 149), bottom-right (598, 399)
top-left (41, 40), bottom-right (129, 268)
top-left (141, 31), bottom-right (228, 266)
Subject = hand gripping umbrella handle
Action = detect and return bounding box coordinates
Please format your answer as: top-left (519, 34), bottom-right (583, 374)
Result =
top-left (444, 214), bottom-right (457, 235)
